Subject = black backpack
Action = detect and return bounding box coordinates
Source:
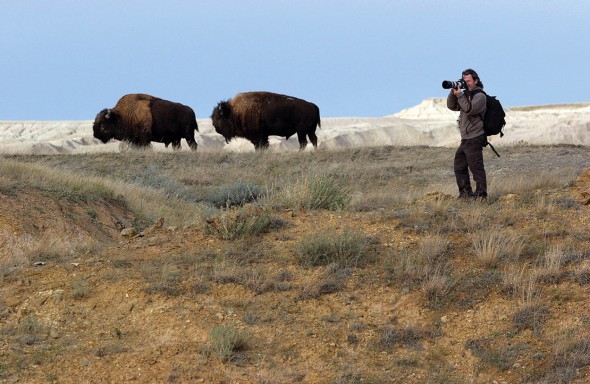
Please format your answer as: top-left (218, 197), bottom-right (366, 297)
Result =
top-left (472, 89), bottom-right (506, 157)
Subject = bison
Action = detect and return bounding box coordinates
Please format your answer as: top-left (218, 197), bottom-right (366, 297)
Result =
top-left (93, 93), bottom-right (199, 150)
top-left (211, 91), bottom-right (320, 150)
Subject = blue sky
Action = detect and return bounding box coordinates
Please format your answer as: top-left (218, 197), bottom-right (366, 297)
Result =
top-left (1, 0), bottom-right (588, 120)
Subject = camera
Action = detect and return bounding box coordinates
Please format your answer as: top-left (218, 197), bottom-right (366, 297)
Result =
top-left (442, 79), bottom-right (466, 89)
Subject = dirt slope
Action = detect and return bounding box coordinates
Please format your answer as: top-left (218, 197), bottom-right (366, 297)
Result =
top-left (1, 167), bottom-right (590, 383)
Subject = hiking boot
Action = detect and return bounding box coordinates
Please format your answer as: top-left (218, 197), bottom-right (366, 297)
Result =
top-left (474, 192), bottom-right (488, 201)
top-left (458, 190), bottom-right (475, 199)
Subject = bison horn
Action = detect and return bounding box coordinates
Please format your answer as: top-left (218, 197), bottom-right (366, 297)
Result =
top-left (105, 109), bottom-right (111, 119)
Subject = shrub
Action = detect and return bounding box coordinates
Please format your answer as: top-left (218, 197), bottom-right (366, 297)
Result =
top-left (295, 228), bottom-right (375, 268)
top-left (71, 277), bottom-right (92, 299)
top-left (204, 205), bottom-right (272, 240)
top-left (374, 325), bottom-right (431, 350)
top-left (547, 334), bottom-right (590, 382)
top-left (512, 304), bottom-right (550, 335)
top-left (275, 173), bottom-right (350, 211)
top-left (465, 338), bottom-right (528, 372)
top-left (206, 182), bottom-right (264, 208)
top-left (206, 325), bottom-right (249, 363)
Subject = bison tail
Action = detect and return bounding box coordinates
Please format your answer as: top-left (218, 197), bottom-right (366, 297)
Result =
top-left (315, 106), bottom-right (321, 129)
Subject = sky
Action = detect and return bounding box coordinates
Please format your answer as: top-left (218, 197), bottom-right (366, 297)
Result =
top-left (1, 0), bottom-right (589, 120)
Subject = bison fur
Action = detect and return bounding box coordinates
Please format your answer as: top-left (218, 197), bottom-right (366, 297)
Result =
top-left (93, 93), bottom-right (199, 150)
top-left (211, 91), bottom-right (320, 150)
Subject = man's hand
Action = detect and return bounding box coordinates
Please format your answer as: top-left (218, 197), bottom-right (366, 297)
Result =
top-left (453, 87), bottom-right (463, 96)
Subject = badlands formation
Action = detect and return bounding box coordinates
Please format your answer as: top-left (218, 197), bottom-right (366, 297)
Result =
top-left (0, 98), bottom-right (589, 154)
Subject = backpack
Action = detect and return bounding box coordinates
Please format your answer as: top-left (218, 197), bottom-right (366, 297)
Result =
top-left (471, 89), bottom-right (506, 157)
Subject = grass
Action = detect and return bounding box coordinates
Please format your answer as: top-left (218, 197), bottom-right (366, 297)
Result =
top-left (70, 277), bottom-right (92, 299)
top-left (294, 228), bottom-right (376, 268)
top-left (269, 173), bottom-right (351, 211)
top-left (374, 325), bottom-right (433, 351)
top-left (205, 181), bottom-right (265, 208)
top-left (0, 158), bottom-right (114, 201)
top-left (206, 324), bottom-right (250, 363)
top-left (547, 332), bottom-right (590, 382)
top-left (470, 226), bottom-right (525, 268)
top-left (1, 145), bottom-right (589, 383)
top-left (203, 204), bottom-right (272, 240)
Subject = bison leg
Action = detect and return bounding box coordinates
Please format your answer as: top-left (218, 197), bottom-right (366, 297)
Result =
top-left (297, 132), bottom-right (308, 151)
top-left (186, 138), bottom-right (198, 151)
top-left (129, 141), bottom-right (153, 151)
top-left (308, 131), bottom-right (318, 148)
top-left (172, 140), bottom-right (182, 150)
top-left (253, 137), bottom-right (269, 151)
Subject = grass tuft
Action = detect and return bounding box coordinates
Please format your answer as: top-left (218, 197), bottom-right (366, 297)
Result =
top-left (295, 228), bottom-right (375, 268)
top-left (206, 325), bottom-right (249, 363)
top-left (272, 173), bottom-right (350, 211)
top-left (204, 205), bottom-right (272, 240)
top-left (206, 182), bottom-right (264, 208)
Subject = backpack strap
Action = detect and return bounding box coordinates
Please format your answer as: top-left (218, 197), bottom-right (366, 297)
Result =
top-left (469, 89), bottom-right (486, 119)
top-left (470, 89), bottom-right (501, 157)
top-left (486, 141), bottom-right (500, 157)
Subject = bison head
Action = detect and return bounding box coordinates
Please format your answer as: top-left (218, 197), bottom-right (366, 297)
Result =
top-left (92, 108), bottom-right (119, 143)
top-left (211, 101), bottom-right (235, 144)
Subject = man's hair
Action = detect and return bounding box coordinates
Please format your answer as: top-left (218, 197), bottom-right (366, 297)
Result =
top-left (462, 68), bottom-right (484, 88)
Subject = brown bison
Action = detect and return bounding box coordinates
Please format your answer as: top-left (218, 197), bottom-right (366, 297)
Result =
top-left (93, 93), bottom-right (199, 150)
top-left (211, 91), bottom-right (320, 150)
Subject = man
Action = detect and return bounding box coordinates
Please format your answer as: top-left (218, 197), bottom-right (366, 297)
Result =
top-left (447, 68), bottom-right (488, 200)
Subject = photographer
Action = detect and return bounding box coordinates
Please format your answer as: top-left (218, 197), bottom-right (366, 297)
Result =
top-left (446, 68), bottom-right (488, 200)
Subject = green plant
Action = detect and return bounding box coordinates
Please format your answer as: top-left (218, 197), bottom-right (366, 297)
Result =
top-left (374, 325), bottom-right (430, 351)
top-left (546, 332), bottom-right (590, 383)
top-left (207, 325), bottom-right (249, 363)
top-left (295, 228), bottom-right (375, 268)
top-left (276, 173), bottom-right (350, 211)
top-left (465, 338), bottom-right (528, 371)
top-left (71, 277), bottom-right (92, 299)
top-left (206, 182), bottom-right (264, 208)
top-left (204, 205), bottom-right (272, 240)
top-left (512, 304), bottom-right (550, 335)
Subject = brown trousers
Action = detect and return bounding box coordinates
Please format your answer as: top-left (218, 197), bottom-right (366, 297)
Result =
top-left (454, 134), bottom-right (487, 195)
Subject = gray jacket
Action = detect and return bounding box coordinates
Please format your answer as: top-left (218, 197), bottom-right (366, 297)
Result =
top-left (447, 87), bottom-right (486, 139)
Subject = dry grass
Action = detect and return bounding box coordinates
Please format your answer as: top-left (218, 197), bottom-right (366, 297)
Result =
top-left (0, 231), bottom-right (100, 280)
top-left (267, 173), bottom-right (351, 211)
top-left (470, 226), bottom-right (525, 268)
top-left (1, 145), bottom-right (589, 383)
top-left (205, 324), bottom-right (250, 363)
top-left (492, 168), bottom-right (580, 198)
top-left (294, 228), bottom-right (376, 268)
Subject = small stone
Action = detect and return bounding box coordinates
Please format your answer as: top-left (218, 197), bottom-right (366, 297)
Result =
top-left (121, 227), bottom-right (137, 237)
top-left (498, 193), bottom-right (521, 203)
top-left (49, 327), bottom-right (60, 339)
top-left (4, 296), bottom-right (22, 307)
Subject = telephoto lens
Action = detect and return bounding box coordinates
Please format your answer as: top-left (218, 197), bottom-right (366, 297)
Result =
top-left (442, 80), bottom-right (466, 89)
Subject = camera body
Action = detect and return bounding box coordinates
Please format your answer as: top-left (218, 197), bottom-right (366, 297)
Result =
top-left (442, 79), bottom-right (467, 89)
